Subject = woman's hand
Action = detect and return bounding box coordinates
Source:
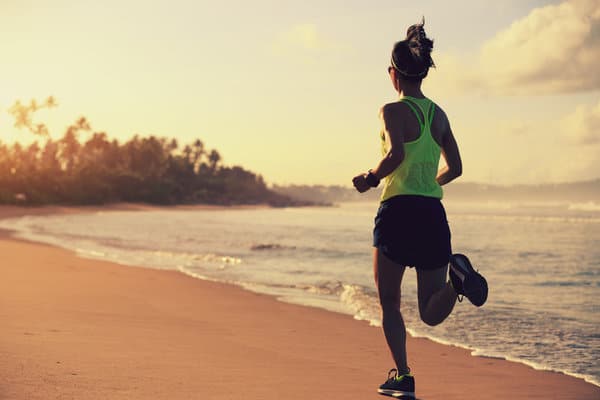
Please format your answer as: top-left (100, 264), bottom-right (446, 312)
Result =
top-left (352, 173), bottom-right (371, 193)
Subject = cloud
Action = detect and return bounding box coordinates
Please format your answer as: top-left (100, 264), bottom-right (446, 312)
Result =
top-left (428, 0), bottom-right (600, 96)
top-left (480, 0), bottom-right (600, 94)
top-left (499, 120), bottom-right (533, 137)
top-left (561, 99), bottom-right (600, 144)
top-left (450, 99), bottom-right (600, 184)
top-left (271, 23), bottom-right (349, 62)
top-left (549, 138), bottom-right (599, 181)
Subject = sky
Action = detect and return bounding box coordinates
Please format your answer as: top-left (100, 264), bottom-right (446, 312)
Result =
top-left (1, 0), bottom-right (599, 186)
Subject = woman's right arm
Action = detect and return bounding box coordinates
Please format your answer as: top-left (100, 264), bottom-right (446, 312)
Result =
top-left (352, 103), bottom-right (406, 193)
top-left (436, 113), bottom-right (462, 186)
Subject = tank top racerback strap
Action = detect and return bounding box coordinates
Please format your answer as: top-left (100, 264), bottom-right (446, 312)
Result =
top-left (400, 97), bottom-right (435, 132)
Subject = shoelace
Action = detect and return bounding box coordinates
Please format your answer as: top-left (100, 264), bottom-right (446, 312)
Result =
top-left (387, 368), bottom-right (398, 382)
top-left (386, 368), bottom-right (411, 382)
top-left (448, 271), bottom-right (465, 303)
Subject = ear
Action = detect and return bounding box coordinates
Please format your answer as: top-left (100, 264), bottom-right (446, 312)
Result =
top-left (395, 76), bottom-right (403, 91)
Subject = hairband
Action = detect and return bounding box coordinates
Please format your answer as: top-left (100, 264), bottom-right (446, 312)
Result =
top-left (390, 56), bottom-right (428, 78)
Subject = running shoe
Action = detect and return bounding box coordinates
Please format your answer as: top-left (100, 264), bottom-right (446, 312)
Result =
top-left (449, 253), bottom-right (488, 307)
top-left (378, 368), bottom-right (415, 398)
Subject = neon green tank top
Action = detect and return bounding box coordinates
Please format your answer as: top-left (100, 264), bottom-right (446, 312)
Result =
top-left (380, 96), bottom-right (443, 202)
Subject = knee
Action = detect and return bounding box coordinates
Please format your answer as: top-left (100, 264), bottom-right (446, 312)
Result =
top-left (379, 294), bottom-right (400, 314)
top-left (419, 310), bottom-right (443, 327)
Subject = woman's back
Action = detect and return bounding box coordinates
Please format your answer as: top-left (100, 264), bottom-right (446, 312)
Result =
top-left (382, 97), bottom-right (449, 147)
top-left (379, 96), bottom-right (449, 201)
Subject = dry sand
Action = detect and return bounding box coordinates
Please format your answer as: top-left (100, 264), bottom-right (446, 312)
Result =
top-left (0, 205), bottom-right (598, 399)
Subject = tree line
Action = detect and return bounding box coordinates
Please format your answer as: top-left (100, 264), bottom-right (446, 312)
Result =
top-left (0, 97), bottom-right (303, 207)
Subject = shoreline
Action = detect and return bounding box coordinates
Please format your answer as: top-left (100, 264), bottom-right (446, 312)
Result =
top-left (1, 204), bottom-right (598, 399)
top-left (0, 202), bottom-right (270, 218)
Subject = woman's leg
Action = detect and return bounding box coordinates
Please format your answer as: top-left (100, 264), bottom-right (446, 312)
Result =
top-left (416, 265), bottom-right (457, 326)
top-left (374, 248), bottom-right (409, 374)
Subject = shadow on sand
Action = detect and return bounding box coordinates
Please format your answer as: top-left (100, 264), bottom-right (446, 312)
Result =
top-left (379, 397), bottom-right (424, 400)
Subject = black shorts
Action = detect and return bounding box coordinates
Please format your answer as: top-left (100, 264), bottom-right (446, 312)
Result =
top-left (373, 195), bottom-right (451, 270)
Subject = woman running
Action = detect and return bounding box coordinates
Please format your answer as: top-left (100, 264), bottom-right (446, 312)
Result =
top-left (352, 19), bottom-right (488, 399)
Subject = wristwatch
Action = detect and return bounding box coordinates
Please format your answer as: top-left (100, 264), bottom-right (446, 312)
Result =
top-left (366, 170), bottom-right (380, 187)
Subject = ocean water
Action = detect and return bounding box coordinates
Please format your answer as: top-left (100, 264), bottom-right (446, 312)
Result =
top-left (1, 200), bottom-right (599, 386)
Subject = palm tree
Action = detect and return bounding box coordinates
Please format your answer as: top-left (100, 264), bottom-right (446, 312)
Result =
top-left (41, 140), bottom-right (61, 172)
top-left (168, 138), bottom-right (178, 154)
top-left (183, 144), bottom-right (192, 164)
top-left (208, 149), bottom-right (221, 173)
top-left (59, 129), bottom-right (81, 172)
top-left (192, 139), bottom-right (204, 173)
top-left (24, 142), bottom-right (40, 172)
top-left (8, 97), bottom-right (57, 138)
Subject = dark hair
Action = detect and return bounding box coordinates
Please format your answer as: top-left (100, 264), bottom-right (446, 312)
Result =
top-left (391, 18), bottom-right (435, 82)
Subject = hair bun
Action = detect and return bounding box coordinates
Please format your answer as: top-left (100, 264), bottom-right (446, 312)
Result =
top-left (406, 17), bottom-right (426, 44)
top-left (405, 17), bottom-right (434, 67)
top-left (390, 17), bottom-right (435, 81)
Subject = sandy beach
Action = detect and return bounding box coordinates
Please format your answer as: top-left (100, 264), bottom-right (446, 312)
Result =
top-left (0, 205), bottom-right (598, 400)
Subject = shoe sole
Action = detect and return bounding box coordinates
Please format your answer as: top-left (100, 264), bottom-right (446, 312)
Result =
top-left (378, 388), bottom-right (416, 398)
top-left (452, 253), bottom-right (488, 307)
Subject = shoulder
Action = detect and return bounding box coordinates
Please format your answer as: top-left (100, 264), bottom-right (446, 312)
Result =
top-left (430, 100), bottom-right (447, 118)
top-left (430, 101), bottom-right (450, 129)
top-left (379, 101), bottom-right (411, 121)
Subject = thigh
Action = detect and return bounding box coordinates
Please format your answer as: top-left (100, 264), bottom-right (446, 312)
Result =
top-left (374, 248), bottom-right (406, 308)
top-left (416, 265), bottom-right (448, 311)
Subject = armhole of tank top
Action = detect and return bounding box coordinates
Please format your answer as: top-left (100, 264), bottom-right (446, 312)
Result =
top-left (426, 101), bottom-right (442, 147)
top-left (427, 101), bottom-right (435, 126)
